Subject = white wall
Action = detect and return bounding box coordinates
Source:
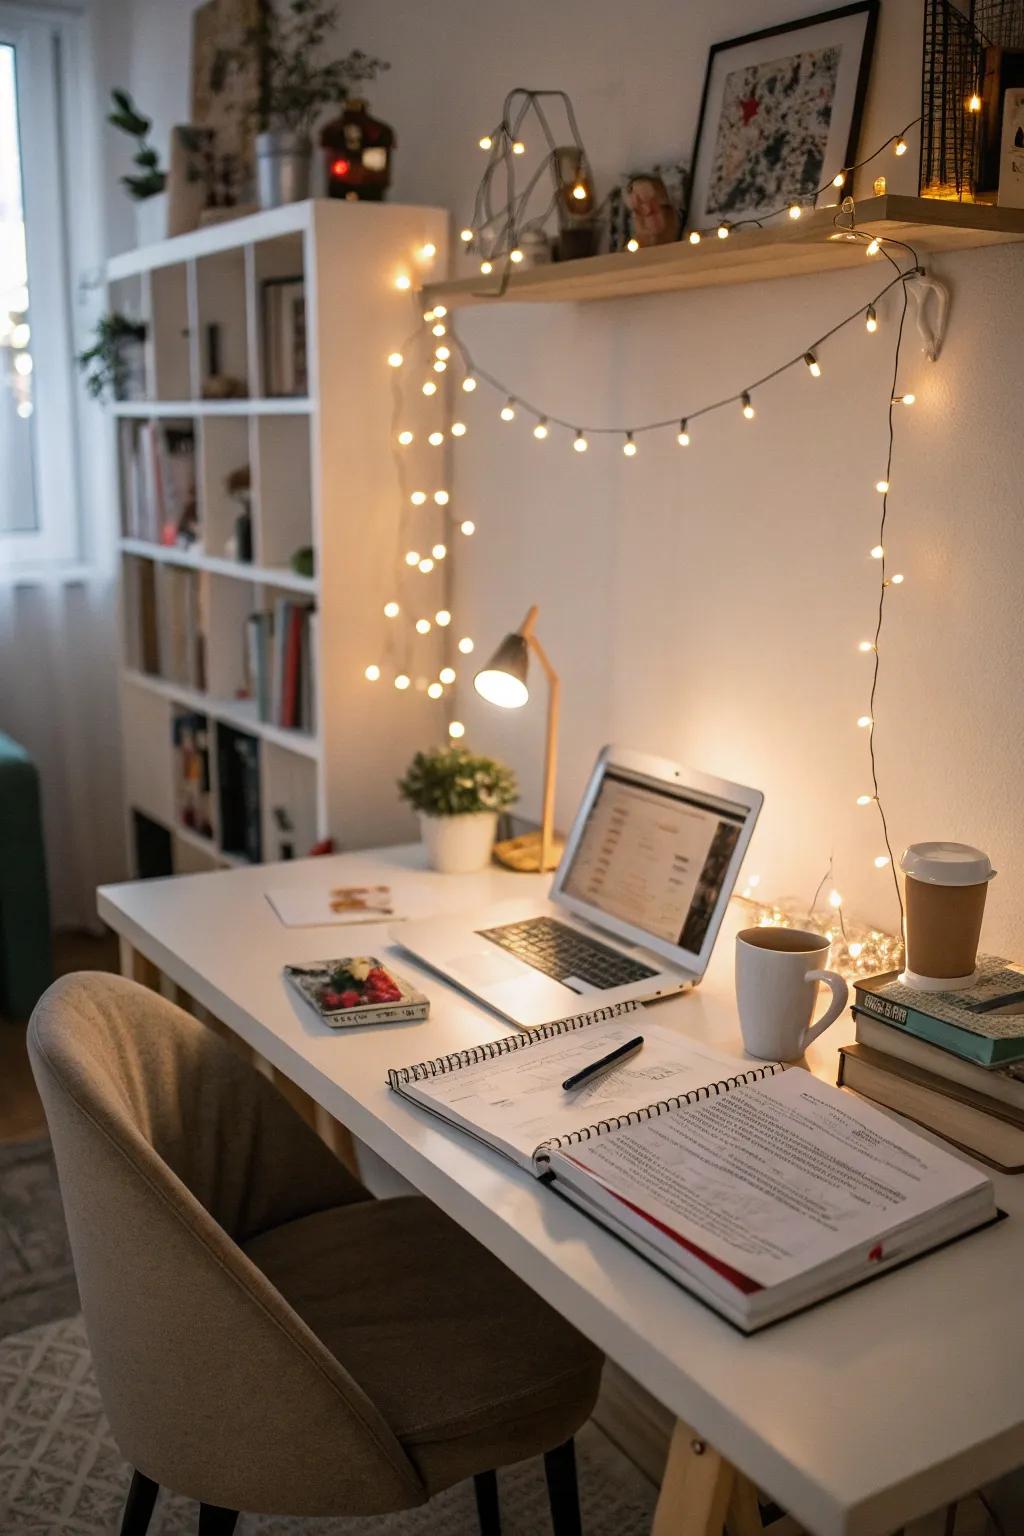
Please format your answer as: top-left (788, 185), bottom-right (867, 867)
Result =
top-left (104, 0), bottom-right (1024, 953)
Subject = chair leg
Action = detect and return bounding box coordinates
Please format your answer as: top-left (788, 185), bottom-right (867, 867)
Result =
top-left (119, 1469), bottom-right (159, 1536)
top-left (197, 1506), bottom-right (239, 1535)
top-left (544, 1438), bottom-right (582, 1536)
top-left (474, 1468), bottom-right (502, 1535)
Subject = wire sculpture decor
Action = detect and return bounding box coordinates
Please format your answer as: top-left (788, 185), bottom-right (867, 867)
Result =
top-left (921, 0), bottom-right (1024, 199)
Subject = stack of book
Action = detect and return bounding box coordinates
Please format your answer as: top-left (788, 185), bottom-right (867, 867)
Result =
top-left (246, 599), bottom-right (316, 733)
top-left (839, 958), bottom-right (1024, 1172)
top-left (171, 712), bottom-right (213, 840)
top-left (120, 421), bottom-right (197, 546)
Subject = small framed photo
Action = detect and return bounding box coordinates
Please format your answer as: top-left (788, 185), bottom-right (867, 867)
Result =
top-left (998, 87), bottom-right (1024, 209)
top-left (687, 2), bottom-right (879, 232)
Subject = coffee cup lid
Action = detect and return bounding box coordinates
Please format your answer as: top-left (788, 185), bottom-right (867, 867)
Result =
top-left (900, 841), bottom-right (995, 886)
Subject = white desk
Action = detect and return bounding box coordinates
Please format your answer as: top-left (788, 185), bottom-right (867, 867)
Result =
top-left (98, 846), bottom-right (1023, 1536)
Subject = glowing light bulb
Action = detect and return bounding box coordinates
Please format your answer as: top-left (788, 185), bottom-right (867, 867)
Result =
top-left (874, 854), bottom-right (891, 868)
top-left (458, 637), bottom-right (474, 654)
top-left (857, 715), bottom-right (873, 728)
top-left (511, 139), bottom-right (525, 155)
top-left (480, 260), bottom-right (493, 275)
top-left (509, 247), bottom-right (524, 264)
top-left (858, 641), bottom-right (876, 652)
top-left (804, 351), bottom-right (822, 378)
top-left (870, 544), bottom-right (885, 559)
top-left (573, 431), bottom-right (588, 452)
top-left (448, 720), bottom-right (465, 739)
top-left (866, 238), bottom-right (881, 256)
top-left (416, 618), bottom-right (431, 634)
top-left (440, 665), bottom-right (456, 684)
top-left (423, 309), bottom-right (436, 322)
top-left (435, 304), bottom-right (447, 317)
top-left (462, 376), bottom-right (477, 393)
top-left (741, 392), bottom-right (755, 420)
top-left (435, 345), bottom-right (450, 361)
top-left (894, 138), bottom-right (908, 157)
top-left (500, 399), bottom-right (516, 422)
top-left (418, 557), bottom-right (434, 573)
top-left (890, 572), bottom-right (904, 585)
top-left (967, 93), bottom-right (982, 113)
top-left (572, 182), bottom-right (588, 201)
top-left (395, 673), bottom-right (411, 691)
top-left (432, 543), bottom-right (447, 559)
top-left (364, 664), bottom-right (381, 681)
top-left (788, 203), bottom-right (802, 220)
top-left (397, 430), bottom-right (414, 445)
top-left (533, 418), bottom-right (549, 440)
top-left (626, 238), bottom-right (639, 252)
top-left (688, 230), bottom-right (701, 245)
top-left (866, 305), bottom-right (878, 332)
top-left (387, 351), bottom-right (404, 367)
top-left (427, 682), bottom-right (443, 699)
top-left (432, 322), bottom-right (446, 337)
top-left (828, 890), bottom-right (843, 909)
top-left (428, 430), bottom-right (445, 445)
top-left (394, 274), bottom-right (412, 292)
top-left (422, 380), bottom-right (437, 396)
top-left (832, 171), bottom-right (846, 188)
top-left (384, 601), bottom-right (400, 618)
top-left (461, 227), bottom-right (474, 243)
top-left (410, 490), bottom-right (427, 506)
top-left (14, 354), bottom-right (32, 375)
top-left (435, 611), bottom-right (451, 628)
top-left (876, 479), bottom-right (889, 493)
top-left (451, 421), bottom-right (467, 436)
top-left (622, 432), bottom-right (637, 457)
top-left (16, 401), bottom-right (32, 419)
top-left (895, 392), bottom-right (915, 406)
top-left (479, 135), bottom-right (493, 150)
top-left (434, 490), bottom-right (449, 505)
top-left (460, 519), bottom-right (475, 536)
top-left (856, 794), bottom-right (874, 806)
top-left (677, 419), bottom-right (690, 447)
top-left (419, 242), bottom-right (437, 260)
top-left (848, 941), bottom-right (864, 958)
top-left (433, 359), bottom-right (447, 373)
top-left (717, 223), bottom-right (730, 239)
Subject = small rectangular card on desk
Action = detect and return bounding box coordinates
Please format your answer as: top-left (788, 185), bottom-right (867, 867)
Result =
top-left (284, 957), bottom-right (429, 1027)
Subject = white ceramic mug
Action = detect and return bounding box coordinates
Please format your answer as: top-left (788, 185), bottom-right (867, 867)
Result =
top-left (735, 927), bottom-right (849, 1061)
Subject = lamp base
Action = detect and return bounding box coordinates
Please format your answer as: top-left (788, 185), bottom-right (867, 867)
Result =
top-left (492, 831), bottom-right (565, 873)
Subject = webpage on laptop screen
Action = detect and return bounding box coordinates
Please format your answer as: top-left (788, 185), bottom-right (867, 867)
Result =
top-left (561, 769), bottom-right (748, 953)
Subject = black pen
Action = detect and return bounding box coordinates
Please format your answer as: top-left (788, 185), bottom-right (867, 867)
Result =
top-left (562, 1036), bottom-right (645, 1091)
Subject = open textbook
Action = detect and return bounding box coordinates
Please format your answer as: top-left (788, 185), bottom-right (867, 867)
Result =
top-left (387, 1004), bottom-right (998, 1331)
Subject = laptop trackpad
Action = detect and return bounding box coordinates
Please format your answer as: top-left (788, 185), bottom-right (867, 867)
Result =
top-left (452, 949), bottom-right (525, 986)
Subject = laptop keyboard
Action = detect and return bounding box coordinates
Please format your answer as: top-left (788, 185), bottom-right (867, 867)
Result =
top-left (477, 916), bottom-right (659, 990)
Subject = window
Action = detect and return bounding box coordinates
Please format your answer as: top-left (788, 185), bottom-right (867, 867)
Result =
top-left (0, 6), bottom-right (80, 566)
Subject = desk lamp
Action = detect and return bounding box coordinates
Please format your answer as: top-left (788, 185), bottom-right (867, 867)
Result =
top-left (473, 605), bottom-right (563, 872)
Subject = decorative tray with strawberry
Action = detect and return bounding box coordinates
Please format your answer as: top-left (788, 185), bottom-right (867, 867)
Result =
top-left (283, 957), bottom-right (429, 1027)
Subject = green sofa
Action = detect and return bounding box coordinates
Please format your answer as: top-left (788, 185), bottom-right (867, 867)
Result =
top-left (0, 732), bottom-right (52, 1019)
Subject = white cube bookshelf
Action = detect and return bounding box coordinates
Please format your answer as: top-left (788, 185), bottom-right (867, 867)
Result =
top-left (108, 199), bottom-right (449, 876)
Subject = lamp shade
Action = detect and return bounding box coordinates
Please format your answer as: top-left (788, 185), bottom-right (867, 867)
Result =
top-left (473, 631), bottom-right (530, 709)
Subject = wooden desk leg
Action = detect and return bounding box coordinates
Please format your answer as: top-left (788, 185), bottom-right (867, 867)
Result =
top-left (652, 1420), bottom-right (734, 1536)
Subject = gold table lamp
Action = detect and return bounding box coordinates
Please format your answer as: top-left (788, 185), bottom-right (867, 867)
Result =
top-left (473, 605), bottom-right (564, 873)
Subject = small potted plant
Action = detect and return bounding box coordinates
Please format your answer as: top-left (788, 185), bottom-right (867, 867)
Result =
top-left (77, 313), bottom-right (148, 403)
top-left (107, 89), bottom-right (167, 244)
top-left (398, 745), bottom-right (518, 874)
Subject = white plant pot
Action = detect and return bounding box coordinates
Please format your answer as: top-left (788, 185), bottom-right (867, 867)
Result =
top-left (134, 192), bottom-right (167, 248)
top-left (419, 811), bottom-right (498, 875)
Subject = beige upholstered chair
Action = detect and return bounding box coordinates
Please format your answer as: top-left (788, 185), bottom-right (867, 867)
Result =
top-left (29, 973), bottom-right (603, 1536)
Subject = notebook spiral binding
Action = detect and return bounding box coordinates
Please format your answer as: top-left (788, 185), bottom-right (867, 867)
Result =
top-left (532, 1060), bottom-right (786, 1167)
top-left (385, 1000), bottom-right (640, 1089)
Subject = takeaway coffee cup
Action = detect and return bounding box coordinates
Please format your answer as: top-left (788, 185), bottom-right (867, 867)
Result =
top-left (735, 927), bottom-right (849, 1061)
top-left (899, 842), bottom-right (996, 991)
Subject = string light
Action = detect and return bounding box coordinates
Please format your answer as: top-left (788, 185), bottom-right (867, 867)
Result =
top-left (622, 432), bottom-right (637, 456)
top-left (478, 134), bottom-right (493, 150)
top-left (460, 227), bottom-right (474, 242)
top-left (573, 430), bottom-right (588, 452)
top-left (828, 890), bottom-right (843, 909)
top-left (857, 715), bottom-right (873, 728)
top-left (427, 682), bottom-right (443, 699)
top-left (741, 392), bottom-right (755, 419)
top-left (511, 139), bottom-right (525, 154)
top-left (894, 138), bottom-right (908, 156)
top-left (460, 519), bottom-right (476, 535)
top-left (677, 419), bottom-right (690, 446)
top-left (571, 182), bottom-right (588, 201)
top-left (451, 421), bottom-right (467, 436)
top-left (432, 322), bottom-right (446, 337)
top-left (509, 247), bottom-right (524, 264)
top-left (428, 429), bottom-right (445, 445)
top-left (875, 479), bottom-right (889, 493)
top-left (866, 305), bottom-right (878, 332)
top-left (857, 794), bottom-right (875, 806)
top-left (462, 376), bottom-right (477, 393)
top-left (415, 618), bottom-right (431, 634)
top-left (448, 721), bottom-right (465, 739)
top-left (626, 238), bottom-right (639, 252)
top-left (832, 171), bottom-right (846, 188)
top-left (458, 637), bottom-right (474, 654)
top-left (688, 230), bottom-right (701, 245)
top-left (893, 392), bottom-right (915, 405)
top-left (422, 380), bottom-right (437, 396)
top-left (866, 238), bottom-right (881, 256)
top-left (717, 223), bottom-right (730, 239)
top-left (418, 242), bottom-right (437, 260)
top-left (500, 398), bottom-right (516, 421)
top-left (435, 345), bottom-right (450, 360)
top-left (394, 274), bottom-right (411, 290)
top-left (405, 550), bottom-right (421, 566)
top-left (433, 360), bottom-right (447, 373)
top-left (870, 544), bottom-right (885, 559)
top-left (410, 490), bottom-right (427, 506)
top-left (440, 666), bottom-right (456, 684)
top-left (874, 854), bottom-right (891, 868)
top-left (480, 260), bottom-right (493, 275)
top-left (384, 601), bottom-right (400, 618)
top-left (423, 308), bottom-right (436, 322)
top-left (387, 351), bottom-right (404, 367)
top-left (435, 611), bottom-right (451, 627)
top-left (418, 557), bottom-right (434, 573)
top-left (394, 673), bottom-right (411, 690)
top-left (804, 351), bottom-right (822, 378)
top-left (788, 203), bottom-right (802, 219)
top-left (890, 572), bottom-right (904, 585)
top-left (432, 543), bottom-right (447, 559)
top-left (967, 93), bottom-right (982, 113)
top-left (364, 664), bottom-right (380, 681)
top-left (858, 640), bottom-right (876, 652)
top-left (397, 429), bottom-right (414, 445)
top-left (533, 418), bottom-right (549, 439)
top-left (434, 490), bottom-right (449, 505)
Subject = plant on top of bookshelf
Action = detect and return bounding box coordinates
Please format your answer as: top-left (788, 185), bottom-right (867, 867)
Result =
top-left (399, 746), bottom-right (519, 874)
top-left (77, 312), bottom-right (148, 402)
top-left (108, 89), bottom-right (166, 200)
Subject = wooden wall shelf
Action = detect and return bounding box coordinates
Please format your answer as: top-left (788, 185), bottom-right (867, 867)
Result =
top-left (424, 197), bottom-right (1024, 310)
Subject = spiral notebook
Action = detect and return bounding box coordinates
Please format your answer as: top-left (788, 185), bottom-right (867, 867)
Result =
top-left (387, 1003), bottom-right (998, 1332)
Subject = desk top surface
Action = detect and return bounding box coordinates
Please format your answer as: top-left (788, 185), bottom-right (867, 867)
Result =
top-left (98, 846), bottom-right (1024, 1536)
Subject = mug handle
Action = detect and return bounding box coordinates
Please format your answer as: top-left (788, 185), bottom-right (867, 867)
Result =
top-left (803, 969), bottom-right (849, 1045)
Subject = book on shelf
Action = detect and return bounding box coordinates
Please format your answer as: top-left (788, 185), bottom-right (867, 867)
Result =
top-left (838, 1041), bottom-right (1024, 1172)
top-left (387, 1005), bottom-right (997, 1332)
top-left (216, 724), bottom-right (261, 864)
top-left (246, 598), bottom-right (316, 732)
top-left (853, 1008), bottom-right (1024, 1113)
top-left (153, 565), bottom-right (205, 690)
top-left (262, 275), bottom-right (307, 397)
top-left (120, 421), bottom-right (197, 546)
top-left (171, 712), bottom-right (213, 841)
top-left (854, 959), bottom-right (1024, 1066)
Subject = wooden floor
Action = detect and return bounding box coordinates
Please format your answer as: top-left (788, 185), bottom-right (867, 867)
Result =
top-left (0, 929), bottom-right (120, 1144)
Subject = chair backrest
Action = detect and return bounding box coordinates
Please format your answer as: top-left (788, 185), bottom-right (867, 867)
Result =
top-left (28, 972), bottom-right (424, 1517)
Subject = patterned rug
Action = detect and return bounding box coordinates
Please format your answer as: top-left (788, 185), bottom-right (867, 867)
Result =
top-left (0, 1315), bottom-right (657, 1534)
top-left (0, 1139), bottom-right (78, 1341)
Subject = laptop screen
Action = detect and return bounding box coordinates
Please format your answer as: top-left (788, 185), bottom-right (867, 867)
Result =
top-left (559, 766), bottom-right (751, 955)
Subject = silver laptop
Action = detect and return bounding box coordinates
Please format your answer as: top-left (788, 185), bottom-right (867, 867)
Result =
top-left (395, 745), bottom-right (763, 1028)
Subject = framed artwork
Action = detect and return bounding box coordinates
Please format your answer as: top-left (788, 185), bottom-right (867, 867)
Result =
top-left (687, 2), bottom-right (879, 232)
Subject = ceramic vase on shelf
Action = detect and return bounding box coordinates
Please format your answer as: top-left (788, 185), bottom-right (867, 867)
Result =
top-left (256, 130), bottom-right (311, 209)
top-left (419, 811), bottom-right (498, 875)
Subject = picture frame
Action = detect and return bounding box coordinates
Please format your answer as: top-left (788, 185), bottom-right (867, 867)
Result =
top-left (687, 2), bottom-right (879, 232)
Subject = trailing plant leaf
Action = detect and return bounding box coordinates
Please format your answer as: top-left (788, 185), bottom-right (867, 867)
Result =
top-left (76, 312), bottom-right (147, 403)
